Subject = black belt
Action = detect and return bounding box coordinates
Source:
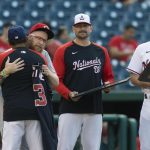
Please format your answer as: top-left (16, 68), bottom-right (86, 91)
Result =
top-left (144, 94), bottom-right (150, 99)
top-left (145, 94), bottom-right (147, 99)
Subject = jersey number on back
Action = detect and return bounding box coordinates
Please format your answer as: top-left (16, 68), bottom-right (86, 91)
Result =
top-left (33, 84), bottom-right (47, 106)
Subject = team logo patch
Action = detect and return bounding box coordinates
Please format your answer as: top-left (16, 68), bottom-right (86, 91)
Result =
top-left (72, 51), bottom-right (78, 54)
top-left (80, 15), bottom-right (84, 20)
top-left (21, 51), bottom-right (26, 53)
top-left (15, 36), bottom-right (19, 39)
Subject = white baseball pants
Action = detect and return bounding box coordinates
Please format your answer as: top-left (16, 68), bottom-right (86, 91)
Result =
top-left (57, 113), bottom-right (102, 150)
top-left (2, 120), bottom-right (43, 150)
top-left (139, 98), bottom-right (150, 150)
top-left (0, 88), bottom-right (29, 150)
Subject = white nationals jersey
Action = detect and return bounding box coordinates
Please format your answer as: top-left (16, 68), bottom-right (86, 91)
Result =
top-left (127, 41), bottom-right (150, 93)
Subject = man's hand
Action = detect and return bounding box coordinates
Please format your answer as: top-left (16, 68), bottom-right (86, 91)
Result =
top-left (69, 91), bottom-right (80, 102)
top-left (42, 65), bottom-right (51, 76)
top-left (42, 65), bottom-right (59, 87)
top-left (103, 81), bottom-right (111, 93)
top-left (4, 57), bottom-right (25, 76)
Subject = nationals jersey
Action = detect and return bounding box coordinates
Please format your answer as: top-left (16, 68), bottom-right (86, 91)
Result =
top-left (53, 41), bottom-right (114, 114)
top-left (0, 47), bottom-right (48, 121)
top-left (127, 41), bottom-right (150, 94)
top-left (127, 41), bottom-right (150, 120)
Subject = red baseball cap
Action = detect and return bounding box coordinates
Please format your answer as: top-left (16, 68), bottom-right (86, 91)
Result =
top-left (29, 23), bottom-right (54, 39)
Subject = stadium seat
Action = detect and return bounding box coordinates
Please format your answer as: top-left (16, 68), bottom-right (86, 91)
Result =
top-left (0, 10), bottom-right (16, 22)
top-left (100, 11), bottom-right (124, 23)
top-left (80, 1), bottom-right (103, 12)
top-left (0, 0), bottom-right (24, 14)
top-left (129, 1), bottom-right (150, 13)
top-left (54, 1), bottom-right (78, 13)
top-left (106, 2), bottom-right (127, 13)
top-left (142, 31), bottom-right (150, 43)
top-left (18, 9), bottom-right (46, 22)
top-left (47, 10), bottom-right (72, 30)
top-left (24, 0), bottom-right (51, 13)
top-left (100, 20), bottom-right (120, 33)
top-left (127, 11), bottom-right (148, 22)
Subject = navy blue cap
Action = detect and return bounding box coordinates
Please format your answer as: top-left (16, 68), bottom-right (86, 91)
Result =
top-left (8, 25), bottom-right (26, 43)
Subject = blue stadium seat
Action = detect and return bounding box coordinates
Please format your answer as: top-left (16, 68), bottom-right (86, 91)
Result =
top-left (16, 19), bottom-right (38, 32)
top-left (0, 0), bottom-right (24, 13)
top-left (53, 1), bottom-right (78, 13)
top-left (48, 10), bottom-right (71, 26)
top-left (100, 11), bottom-right (124, 23)
top-left (142, 31), bottom-right (150, 43)
top-left (92, 29), bottom-right (114, 47)
top-left (17, 10), bottom-right (46, 27)
top-left (80, 1), bottom-right (103, 12)
top-left (24, 0), bottom-right (51, 13)
top-left (0, 10), bottom-right (16, 22)
top-left (96, 20), bottom-right (120, 33)
top-left (126, 11), bottom-right (148, 23)
top-left (111, 60), bottom-right (139, 90)
top-left (106, 2), bottom-right (127, 13)
top-left (63, 1), bottom-right (78, 12)
top-left (129, 2), bottom-right (150, 13)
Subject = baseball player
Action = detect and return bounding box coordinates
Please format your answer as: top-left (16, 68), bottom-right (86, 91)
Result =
top-left (0, 23), bottom-right (59, 150)
top-left (28, 23), bottom-right (58, 87)
top-left (20, 23), bottom-right (59, 150)
top-left (127, 42), bottom-right (150, 150)
top-left (0, 25), bottom-right (58, 150)
top-left (53, 13), bottom-right (114, 150)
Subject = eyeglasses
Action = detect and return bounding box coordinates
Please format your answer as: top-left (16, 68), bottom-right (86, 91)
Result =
top-left (30, 34), bottom-right (47, 43)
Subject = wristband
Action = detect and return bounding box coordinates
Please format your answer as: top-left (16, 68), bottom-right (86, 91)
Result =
top-left (0, 69), bottom-right (8, 79)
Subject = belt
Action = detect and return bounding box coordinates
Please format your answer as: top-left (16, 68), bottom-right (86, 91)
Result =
top-left (144, 94), bottom-right (150, 99)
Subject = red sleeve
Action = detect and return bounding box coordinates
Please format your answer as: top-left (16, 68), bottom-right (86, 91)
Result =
top-left (53, 43), bottom-right (72, 100)
top-left (101, 47), bottom-right (114, 83)
top-left (0, 48), bottom-right (14, 71)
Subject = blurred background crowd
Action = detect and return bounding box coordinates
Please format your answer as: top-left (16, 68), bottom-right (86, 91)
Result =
top-left (1, 0), bottom-right (150, 90)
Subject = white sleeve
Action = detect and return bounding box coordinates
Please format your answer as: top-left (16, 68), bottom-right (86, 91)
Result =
top-left (42, 50), bottom-right (56, 73)
top-left (127, 45), bottom-right (143, 75)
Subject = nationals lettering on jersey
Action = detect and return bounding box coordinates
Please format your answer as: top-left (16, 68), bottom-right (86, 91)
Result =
top-left (73, 57), bottom-right (101, 73)
top-left (53, 41), bottom-right (114, 114)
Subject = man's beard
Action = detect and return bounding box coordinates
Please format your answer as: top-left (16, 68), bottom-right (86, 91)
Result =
top-left (27, 39), bottom-right (43, 52)
top-left (30, 43), bottom-right (43, 52)
top-left (34, 45), bottom-right (43, 52)
top-left (76, 31), bottom-right (89, 40)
